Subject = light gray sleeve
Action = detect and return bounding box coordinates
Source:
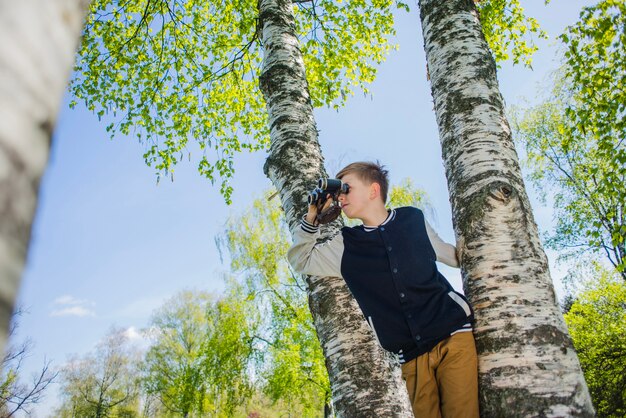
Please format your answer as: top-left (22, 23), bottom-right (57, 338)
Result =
top-left (425, 220), bottom-right (459, 268)
top-left (287, 224), bottom-right (344, 278)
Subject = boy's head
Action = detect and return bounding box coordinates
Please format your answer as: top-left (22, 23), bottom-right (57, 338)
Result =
top-left (336, 161), bottom-right (389, 203)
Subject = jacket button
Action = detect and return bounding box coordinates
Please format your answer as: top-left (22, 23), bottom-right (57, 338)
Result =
top-left (393, 268), bottom-right (398, 273)
top-left (407, 313), bottom-right (413, 319)
top-left (380, 227), bottom-right (385, 231)
top-left (400, 293), bottom-right (405, 298)
top-left (415, 335), bottom-right (421, 341)
top-left (387, 246), bottom-right (392, 251)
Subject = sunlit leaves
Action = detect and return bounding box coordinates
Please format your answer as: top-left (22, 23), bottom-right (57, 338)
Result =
top-left (203, 285), bottom-right (258, 416)
top-left (560, 0), bottom-right (626, 155)
top-left (514, 89), bottom-right (625, 278)
top-left (476, 0), bottom-right (548, 67)
top-left (72, 0), bottom-right (399, 203)
top-left (295, 0), bottom-right (397, 108)
top-left (72, 0), bottom-right (548, 201)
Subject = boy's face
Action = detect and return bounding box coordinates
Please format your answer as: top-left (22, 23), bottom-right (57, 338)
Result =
top-left (337, 173), bottom-right (377, 220)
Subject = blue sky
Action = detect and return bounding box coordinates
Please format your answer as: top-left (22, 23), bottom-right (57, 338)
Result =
top-left (13, 1), bottom-right (594, 415)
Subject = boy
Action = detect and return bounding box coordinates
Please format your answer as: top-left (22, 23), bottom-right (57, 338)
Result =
top-left (287, 161), bottom-right (479, 418)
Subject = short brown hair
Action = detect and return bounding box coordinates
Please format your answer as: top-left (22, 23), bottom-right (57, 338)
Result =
top-left (336, 161), bottom-right (390, 203)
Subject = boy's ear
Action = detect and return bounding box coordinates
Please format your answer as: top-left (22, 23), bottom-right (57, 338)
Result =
top-left (370, 182), bottom-right (381, 200)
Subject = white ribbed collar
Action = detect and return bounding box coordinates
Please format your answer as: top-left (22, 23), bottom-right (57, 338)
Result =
top-left (362, 209), bottom-right (396, 232)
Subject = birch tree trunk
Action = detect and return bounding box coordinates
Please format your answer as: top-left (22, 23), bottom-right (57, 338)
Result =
top-left (258, 0), bottom-right (412, 415)
top-left (418, 0), bottom-right (594, 416)
top-left (0, 0), bottom-right (89, 353)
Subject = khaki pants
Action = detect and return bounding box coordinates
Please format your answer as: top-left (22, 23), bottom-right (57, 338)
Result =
top-left (401, 332), bottom-right (479, 418)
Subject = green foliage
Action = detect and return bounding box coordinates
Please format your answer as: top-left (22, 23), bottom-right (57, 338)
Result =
top-left (513, 1), bottom-right (626, 277)
top-left (142, 289), bottom-right (258, 417)
top-left (219, 193), bottom-right (329, 417)
top-left (564, 264), bottom-right (626, 417)
top-left (387, 178), bottom-right (429, 209)
top-left (71, 0), bottom-right (550, 202)
top-left (142, 291), bottom-right (214, 416)
top-left (202, 285), bottom-right (258, 416)
top-left (295, 0), bottom-right (398, 107)
top-left (72, 0), bottom-right (400, 203)
top-left (476, 0), bottom-right (548, 67)
top-left (559, 0), bottom-right (626, 272)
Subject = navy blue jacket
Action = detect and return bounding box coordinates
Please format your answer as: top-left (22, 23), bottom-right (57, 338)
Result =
top-left (288, 206), bottom-right (473, 362)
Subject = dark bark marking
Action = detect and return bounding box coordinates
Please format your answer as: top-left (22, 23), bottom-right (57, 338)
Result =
top-left (479, 380), bottom-right (594, 418)
top-left (476, 324), bottom-right (573, 356)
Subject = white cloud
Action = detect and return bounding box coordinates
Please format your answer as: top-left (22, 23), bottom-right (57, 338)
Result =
top-left (50, 295), bottom-right (96, 317)
top-left (123, 326), bottom-right (142, 341)
top-left (54, 294), bottom-right (94, 306)
top-left (50, 306), bottom-right (95, 317)
top-left (121, 326), bottom-right (151, 350)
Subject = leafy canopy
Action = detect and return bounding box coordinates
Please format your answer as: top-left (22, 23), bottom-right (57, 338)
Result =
top-left (72, 0), bottom-right (401, 202)
top-left (72, 0), bottom-right (549, 203)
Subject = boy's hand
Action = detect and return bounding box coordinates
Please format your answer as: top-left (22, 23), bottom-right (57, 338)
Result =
top-left (306, 194), bottom-right (333, 225)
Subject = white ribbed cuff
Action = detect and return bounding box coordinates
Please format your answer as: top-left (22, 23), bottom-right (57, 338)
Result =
top-left (301, 215), bottom-right (319, 233)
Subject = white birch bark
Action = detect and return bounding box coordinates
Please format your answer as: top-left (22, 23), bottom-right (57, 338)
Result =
top-left (418, 0), bottom-right (594, 416)
top-left (258, 0), bottom-right (412, 415)
top-left (0, 0), bottom-right (89, 353)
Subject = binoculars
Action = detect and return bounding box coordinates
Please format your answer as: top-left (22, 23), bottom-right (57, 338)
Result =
top-left (307, 178), bottom-right (349, 224)
top-left (308, 178), bottom-right (350, 205)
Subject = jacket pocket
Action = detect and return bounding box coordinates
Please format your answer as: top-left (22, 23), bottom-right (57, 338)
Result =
top-left (448, 291), bottom-right (471, 317)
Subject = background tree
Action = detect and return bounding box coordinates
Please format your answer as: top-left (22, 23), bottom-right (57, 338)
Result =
top-left (219, 194), bottom-right (332, 416)
top-left (56, 327), bottom-right (141, 417)
top-left (416, 0), bottom-right (594, 415)
top-left (201, 285), bottom-right (258, 416)
top-left (0, 308), bottom-right (57, 417)
top-left (564, 263), bottom-right (626, 417)
top-left (514, 0), bottom-right (626, 278)
top-left (142, 291), bottom-right (213, 417)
